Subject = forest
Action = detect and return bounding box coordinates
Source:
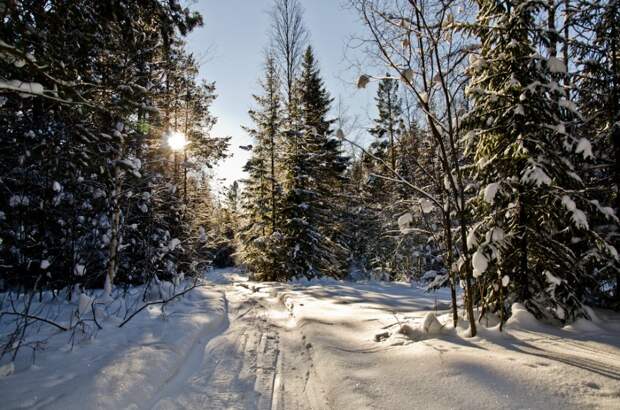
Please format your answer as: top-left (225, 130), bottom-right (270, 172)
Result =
top-left (1, 0), bottom-right (619, 409)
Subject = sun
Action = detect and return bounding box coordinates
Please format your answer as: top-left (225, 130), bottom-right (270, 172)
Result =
top-left (167, 130), bottom-right (188, 151)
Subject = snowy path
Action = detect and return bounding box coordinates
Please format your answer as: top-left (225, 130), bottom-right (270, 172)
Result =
top-left (2, 270), bottom-right (620, 409)
top-left (149, 289), bottom-right (282, 409)
top-left (146, 279), bottom-right (325, 410)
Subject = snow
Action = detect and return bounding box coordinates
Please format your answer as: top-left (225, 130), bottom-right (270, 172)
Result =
top-left (575, 137), bottom-right (593, 159)
top-left (562, 196), bottom-right (589, 229)
top-left (559, 98), bottom-right (579, 114)
top-left (467, 228), bottom-right (479, 248)
top-left (483, 182), bottom-right (499, 204)
top-left (0, 79), bottom-right (44, 97)
top-left (420, 198), bottom-right (434, 213)
top-left (399, 311), bottom-right (445, 340)
top-left (74, 264), bottom-right (86, 276)
top-left (1, 279), bottom-right (227, 409)
top-left (472, 250), bottom-right (489, 277)
top-left (397, 212), bottom-right (413, 234)
top-left (594, 202), bottom-right (617, 222)
top-left (521, 165), bottom-right (552, 186)
top-left (78, 293), bottom-right (94, 316)
top-left (0, 362), bottom-right (15, 378)
top-left (514, 104), bottom-right (525, 116)
top-left (545, 270), bottom-right (563, 286)
top-left (2, 270), bottom-right (620, 409)
top-left (562, 195), bottom-right (577, 212)
top-left (167, 238), bottom-right (181, 252)
top-left (420, 311), bottom-right (444, 334)
top-left (9, 195), bottom-right (29, 207)
top-left (505, 303), bottom-right (543, 330)
top-left (570, 208), bottom-right (589, 229)
top-left (485, 227), bottom-right (505, 243)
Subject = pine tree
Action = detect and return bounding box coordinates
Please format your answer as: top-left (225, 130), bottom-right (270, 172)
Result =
top-left (465, 0), bottom-right (617, 323)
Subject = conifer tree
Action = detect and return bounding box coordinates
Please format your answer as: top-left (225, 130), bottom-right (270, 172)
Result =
top-left (465, 0), bottom-right (617, 322)
top-left (369, 76), bottom-right (404, 172)
top-left (238, 54), bottom-right (284, 280)
top-left (572, 0), bottom-right (620, 307)
top-left (277, 46), bottom-right (349, 279)
top-left (362, 76), bottom-right (417, 279)
top-left (0, 1), bottom-right (227, 296)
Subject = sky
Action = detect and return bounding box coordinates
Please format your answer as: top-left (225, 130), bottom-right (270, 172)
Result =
top-left (185, 0), bottom-right (378, 195)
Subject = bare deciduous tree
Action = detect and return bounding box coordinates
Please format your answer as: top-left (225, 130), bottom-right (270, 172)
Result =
top-left (350, 0), bottom-right (479, 335)
top-left (270, 0), bottom-right (309, 110)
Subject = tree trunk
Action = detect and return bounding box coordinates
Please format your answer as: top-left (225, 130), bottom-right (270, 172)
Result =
top-left (105, 132), bottom-right (124, 298)
top-left (444, 201), bottom-right (459, 328)
top-left (106, 167), bottom-right (122, 298)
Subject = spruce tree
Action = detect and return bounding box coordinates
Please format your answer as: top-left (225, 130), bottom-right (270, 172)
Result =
top-left (573, 0), bottom-right (620, 307)
top-left (363, 76), bottom-right (418, 279)
top-left (278, 46), bottom-right (349, 279)
top-left (465, 0), bottom-right (617, 322)
top-left (0, 1), bottom-right (226, 296)
top-left (238, 55), bottom-right (284, 280)
top-left (369, 76), bottom-right (404, 172)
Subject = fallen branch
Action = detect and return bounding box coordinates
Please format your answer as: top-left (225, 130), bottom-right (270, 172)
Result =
top-left (118, 282), bottom-right (202, 328)
top-left (91, 302), bottom-right (104, 330)
top-left (0, 311), bottom-right (69, 332)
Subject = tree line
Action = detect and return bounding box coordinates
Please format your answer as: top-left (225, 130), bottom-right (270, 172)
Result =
top-left (0, 1), bottom-right (229, 300)
top-left (1, 0), bottom-right (618, 337)
top-left (235, 0), bottom-right (619, 334)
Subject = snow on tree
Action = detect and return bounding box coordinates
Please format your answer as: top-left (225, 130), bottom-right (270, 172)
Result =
top-left (238, 54), bottom-right (286, 280)
top-left (464, 0), bottom-right (618, 323)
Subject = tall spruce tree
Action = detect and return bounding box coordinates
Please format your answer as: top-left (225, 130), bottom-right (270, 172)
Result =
top-left (238, 54), bottom-right (284, 280)
top-left (573, 0), bottom-right (620, 307)
top-left (277, 46), bottom-right (349, 279)
top-left (363, 76), bottom-right (414, 279)
top-left (369, 76), bottom-right (403, 172)
top-left (465, 0), bottom-right (616, 323)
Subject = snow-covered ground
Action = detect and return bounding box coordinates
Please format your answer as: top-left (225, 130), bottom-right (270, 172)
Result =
top-left (2, 270), bottom-right (620, 409)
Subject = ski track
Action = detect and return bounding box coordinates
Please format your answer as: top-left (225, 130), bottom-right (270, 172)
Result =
top-left (149, 283), bottom-right (303, 410)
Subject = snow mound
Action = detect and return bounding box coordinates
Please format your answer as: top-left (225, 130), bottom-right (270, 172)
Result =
top-left (0, 362), bottom-right (15, 378)
top-left (144, 279), bottom-right (176, 301)
top-left (565, 317), bottom-right (602, 333)
top-left (398, 312), bottom-right (445, 341)
top-left (472, 250), bottom-right (488, 278)
top-left (78, 293), bottom-right (94, 316)
top-left (398, 212), bottom-right (413, 233)
top-left (583, 305), bottom-right (601, 324)
top-left (483, 182), bottom-right (499, 204)
top-left (505, 303), bottom-right (542, 330)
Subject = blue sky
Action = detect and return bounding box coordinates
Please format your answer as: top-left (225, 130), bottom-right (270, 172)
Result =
top-left (185, 0), bottom-right (378, 194)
